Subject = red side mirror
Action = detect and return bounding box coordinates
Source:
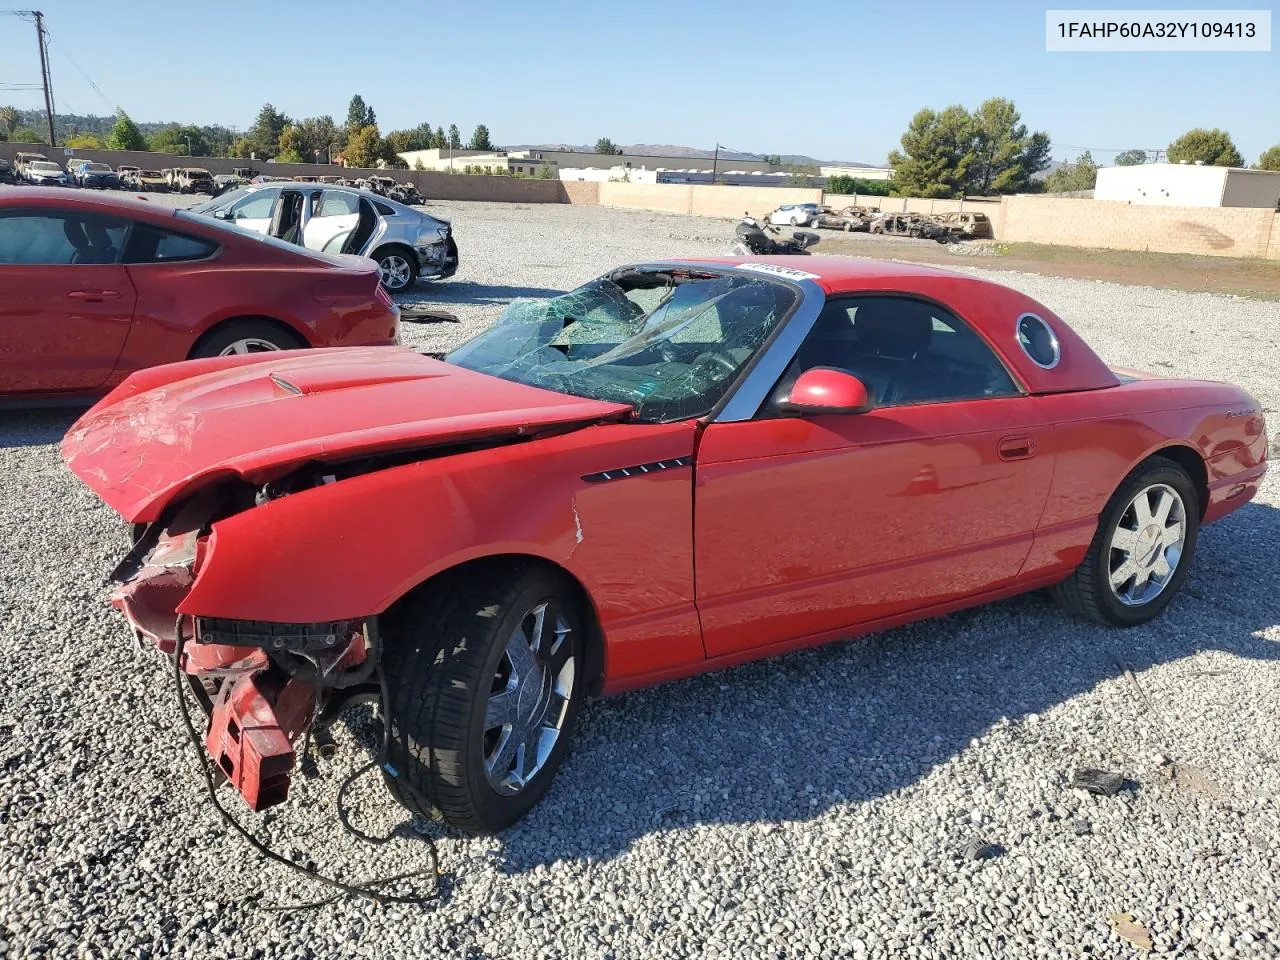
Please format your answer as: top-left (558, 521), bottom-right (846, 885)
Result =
top-left (779, 367), bottom-right (871, 415)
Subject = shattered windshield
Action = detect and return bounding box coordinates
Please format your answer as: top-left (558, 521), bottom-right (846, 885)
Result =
top-left (447, 269), bottom-right (798, 422)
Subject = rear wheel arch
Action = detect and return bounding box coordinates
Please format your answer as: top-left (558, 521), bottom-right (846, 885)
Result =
top-left (186, 314), bottom-right (311, 359)
top-left (381, 554), bottom-right (608, 697)
top-left (1147, 443), bottom-right (1209, 519)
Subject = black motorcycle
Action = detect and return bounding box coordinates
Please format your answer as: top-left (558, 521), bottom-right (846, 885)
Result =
top-left (731, 217), bottom-right (820, 256)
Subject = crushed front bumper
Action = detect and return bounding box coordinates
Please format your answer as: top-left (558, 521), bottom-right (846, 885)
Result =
top-left (112, 503), bottom-right (370, 811)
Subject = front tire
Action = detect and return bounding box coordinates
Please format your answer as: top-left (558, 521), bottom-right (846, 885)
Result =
top-left (1051, 457), bottom-right (1200, 626)
top-left (382, 563), bottom-right (586, 834)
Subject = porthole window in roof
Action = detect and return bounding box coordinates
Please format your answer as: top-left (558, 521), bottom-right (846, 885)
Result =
top-left (1017, 313), bottom-right (1060, 369)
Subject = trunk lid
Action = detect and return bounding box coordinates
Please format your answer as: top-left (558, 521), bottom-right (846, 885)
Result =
top-left (64, 347), bottom-right (631, 522)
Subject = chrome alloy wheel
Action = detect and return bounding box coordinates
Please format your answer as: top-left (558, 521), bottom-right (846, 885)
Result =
top-left (217, 337), bottom-right (283, 356)
top-left (1108, 483), bottom-right (1187, 607)
top-left (482, 601), bottom-right (575, 796)
top-left (379, 254), bottom-right (412, 290)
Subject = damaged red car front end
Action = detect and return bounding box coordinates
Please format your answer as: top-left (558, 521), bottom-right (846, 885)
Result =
top-left (112, 493), bottom-right (371, 810)
top-left (65, 345), bottom-right (632, 814)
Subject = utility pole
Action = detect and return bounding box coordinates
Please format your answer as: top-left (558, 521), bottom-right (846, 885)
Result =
top-left (33, 11), bottom-right (57, 147)
top-left (711, 143), bottom-right (719, 185)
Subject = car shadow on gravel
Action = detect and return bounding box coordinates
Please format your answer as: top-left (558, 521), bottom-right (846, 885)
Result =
top-left (492, 499), bottom-right (1280, 874)
top-left (400, 281), bottom-right (564, 307)
top-left (0, 408), bottom-right (80, 448)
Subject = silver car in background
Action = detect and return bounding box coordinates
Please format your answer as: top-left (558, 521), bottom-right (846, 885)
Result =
top-left (191, 183), bottom-right (458, 292)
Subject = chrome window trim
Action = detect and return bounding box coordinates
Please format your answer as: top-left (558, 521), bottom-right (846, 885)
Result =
top-left (1015, 312), bottom-right (1060, 370)
top-left (714, 275), bottom-right (826, 422)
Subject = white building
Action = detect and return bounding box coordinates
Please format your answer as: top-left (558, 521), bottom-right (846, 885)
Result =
top-left (819, 165), bottom-right (894, 181)
top-left (1095, 162), bottom-right (1280, 209)
top-left (557, 165), bottom-right (658, 183)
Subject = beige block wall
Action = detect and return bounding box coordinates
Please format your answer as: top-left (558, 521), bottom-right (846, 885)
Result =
top-left (997, 197), bottom-right (1279, 259)
top-left (596, 182), bottom-right (823, 218)
top-left (560, 181), bottom-right (600, 205)
top-left (689, 185), bottom-right (823, 219)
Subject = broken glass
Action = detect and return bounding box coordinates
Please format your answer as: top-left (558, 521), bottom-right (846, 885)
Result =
top-left (448, 271), bottom-right (797, 422)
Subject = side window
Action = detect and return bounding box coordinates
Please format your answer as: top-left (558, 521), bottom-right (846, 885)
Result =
top-left (316, 191), bottom-right (360, 217)
top-left (229, 190), bottom-right (279, 220)
top-left (0, 212), bottom-right (128, 265)
top-left (373, 200), bottom-right (396, 217)
top-left (780, 296), bottom-right (1018, 409)
top-left (123, 224), bottom-right (218, 264)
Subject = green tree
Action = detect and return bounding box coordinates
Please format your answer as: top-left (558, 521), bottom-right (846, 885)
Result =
top-left (1256, 145), bottom-right (1280, 171)
top-left (1, 106), bottom-right (19, 137)
top-left (413, 157), bottom-right (426, 171)
top-left (1114, 149), bottom-right (1147, 166)
top-left (888, 105), bottom-right (976, 198)
top-left (65, 133), bottom-right (106, 149)
top-left (825, 174), bottom-right (892, 196)
top-left (290, 116), bottom-right (340, 161)
top-left (1166, 128), bottom-right (1243, 167)
top-left (246, 103), bottom-right (290, 159)
top-left (447, 124), bottom-right (462, 149)
top-left (762, 153), bottom-right (782, 165)
top-left (10, 127), bottom-right (46, 144)
top-left (384, 129), bottom-right (414, 153)
top-left (149, 125), bottom-right (210, 156)
top-left (276, 124), bottom-right (308, 160)
top-left (346, 95), bottom-right (375, 133)
top-left (435, 126), bottom-right (446, 149)
top-left (343, 124), bottom-right (385, 169)
top-left (469, 124), bottom-right (494, 151)
top-left (967, 97), bottom-right (1050, 194)
top-left (1042, 151), bottom-right (1098, 192)
top-left (594, 137), bottom-right (622, 155)
top-left (106, 111), bottom-right (147, 151)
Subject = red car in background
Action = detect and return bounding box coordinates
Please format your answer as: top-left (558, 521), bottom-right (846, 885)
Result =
top-left (0, 188), bottom-right (399, 399)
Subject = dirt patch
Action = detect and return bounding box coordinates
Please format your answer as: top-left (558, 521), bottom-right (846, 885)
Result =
top-left (814, 233), bottom-right (1280, 300)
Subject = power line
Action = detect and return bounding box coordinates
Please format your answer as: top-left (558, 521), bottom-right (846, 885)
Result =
top-left (44, 27), bottom-right (114, 109)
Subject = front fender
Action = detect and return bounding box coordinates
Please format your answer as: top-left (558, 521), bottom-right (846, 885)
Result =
top-left (177, 420), bottom-right (703, 682)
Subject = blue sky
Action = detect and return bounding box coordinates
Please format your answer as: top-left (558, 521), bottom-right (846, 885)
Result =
top-left (1, 1), bottom-right (1275, 164)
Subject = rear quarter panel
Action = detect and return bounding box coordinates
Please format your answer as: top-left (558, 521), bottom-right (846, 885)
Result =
top-left (177, 421), bottom-right (703, 689)
top-left (1020, 377), bottom-right (1267, 579)
top-left (118, 254), bottom-right (390, 379)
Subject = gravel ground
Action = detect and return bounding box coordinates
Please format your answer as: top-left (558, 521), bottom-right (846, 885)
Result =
top-left (1, 197), bottom-right (1279, 960)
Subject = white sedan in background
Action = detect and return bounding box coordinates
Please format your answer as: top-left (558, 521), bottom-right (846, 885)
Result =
top-left (766, 203), bottom-right (822, 226)
top-left (191, 183), bottom-right (458, 292)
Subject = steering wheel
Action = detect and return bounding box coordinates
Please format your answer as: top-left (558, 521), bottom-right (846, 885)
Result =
top-left (698, 349), bottom-right (740, 378)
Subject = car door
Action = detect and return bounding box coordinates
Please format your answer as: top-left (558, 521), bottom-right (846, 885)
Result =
top-left (694, 294), bottom-right (1054, 659)
top-left (227, 187), bottom-right (280, 235)
top-left (0, 208), bottom-right (137, 393)
top-left (302, 189), bottom-right (361, 252)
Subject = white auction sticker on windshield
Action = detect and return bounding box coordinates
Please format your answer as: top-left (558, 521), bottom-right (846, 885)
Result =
top-left (734, 262), bottom-right (819, 281)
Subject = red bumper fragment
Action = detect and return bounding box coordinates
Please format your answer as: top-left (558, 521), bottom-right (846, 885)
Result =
top-left (206, 671), bottom-right (316, 811)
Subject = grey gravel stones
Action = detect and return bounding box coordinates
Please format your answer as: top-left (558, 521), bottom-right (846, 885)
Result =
top-left (1, 192), bottom-right (1278, 959)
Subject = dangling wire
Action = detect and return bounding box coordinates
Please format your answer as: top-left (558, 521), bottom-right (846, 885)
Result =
top-left (171, 621), bottom-right (443, 910)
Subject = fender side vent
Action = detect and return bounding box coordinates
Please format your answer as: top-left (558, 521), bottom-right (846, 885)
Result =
top-left (582, 457), bottom-right (691, 484)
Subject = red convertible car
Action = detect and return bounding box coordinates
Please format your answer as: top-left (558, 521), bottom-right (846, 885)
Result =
top-left (63, 257), bottom-right (1268, 833)
top-left (0, 189), bottom-right (399, 399)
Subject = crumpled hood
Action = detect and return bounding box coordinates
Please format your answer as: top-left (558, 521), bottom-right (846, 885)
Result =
top-left (63, 347), bottom-right (631, 523)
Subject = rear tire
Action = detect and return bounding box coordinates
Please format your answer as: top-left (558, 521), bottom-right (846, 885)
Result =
top-left (373, 246), bottom-right (418, 292)
top-left (189, 318), bottom-right (306, 358)
top-left (382, 563), bottom-right (586, 834)
top-left (1051, 457), bottom-right (1200, 626)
